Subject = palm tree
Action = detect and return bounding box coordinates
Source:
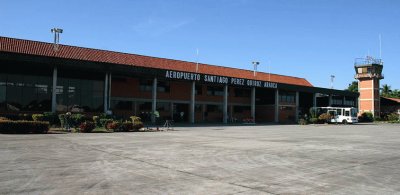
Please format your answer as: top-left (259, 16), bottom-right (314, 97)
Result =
top-left (381, 84), bottom-right (392, 97)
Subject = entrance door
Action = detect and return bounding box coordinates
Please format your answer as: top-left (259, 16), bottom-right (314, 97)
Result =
top-left (173, 103), bottom-right (189, 122)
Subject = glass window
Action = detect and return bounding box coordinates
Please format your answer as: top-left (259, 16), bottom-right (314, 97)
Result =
top-left (139, 79), bottom-right (153, 92)
top-left (56, 77), bottom-right (104, 112)
top-left (279, 92), bottom-right (295, 103)
top-left (0, 74), bottom-right (6, 86)
top-left (345, 111), bottom-right (350, 116)
top-left (195, 85), bottom-right (202, 95)
top-left (156, 102), bottom-right (170, 111)
top-left (234, 106), bottom-right (250, 113)
top-left (0, 88), bottom-right (6, 111)
top-left (351, 109), bottom-right (357, 117)
top-left (207, 104), bottom-right (222, 112)
top-left (195, 104), bottom-right (202, 112)
top-left (138, 101), bottom-right (152, 111)
top-left (235, 88), bottom-right (250, 97)
top-left (207, 86), bottom-right (224, 96)
top-left (112, 100), bottom-right (133, 111)
top-left (157, 81), bottom-right (170, 93)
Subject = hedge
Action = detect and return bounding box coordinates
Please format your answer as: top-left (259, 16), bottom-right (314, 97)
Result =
top-left (100, 119), bottom-right (113, 128)
top-left (32, 114), bottom-right (45, 121)
top-left (79, 121), bottom-right (95, 133)
top-left (0, 120), bottom-right (49, 134)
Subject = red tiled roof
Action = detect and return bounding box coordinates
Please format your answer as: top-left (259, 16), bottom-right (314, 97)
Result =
top-left (381, 97), bottom-right (400, 103)
top-left (0, 36), bottom-right (313, 87)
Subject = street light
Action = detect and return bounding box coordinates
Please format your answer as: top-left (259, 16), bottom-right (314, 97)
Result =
top-left (330, 75), bottom-right (335, 89)
top-left (51, 28), bottom-right (63, 51)
top-left (252, 61), bottom-right (260, 77)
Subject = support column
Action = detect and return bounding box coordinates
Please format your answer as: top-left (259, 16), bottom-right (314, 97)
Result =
top-left (51, 67), bottom-right (58, 113)
top-left (328, 94), bottom-right (333, 107)
top-left (274, 89), bottom-right (279, 123)
top-left (190, 81), bottom-right (195, 124)
top-left (223, 84), bottom-right (228, 124)
top-left (230, 105), bottom-right (234, 121)
top-left (313, 93), bottom-right (317, 108)
top-left (103, 73), bottom-right (109, 113)
top-left (295, 91), bottom-right (299, 122)
top-left (152, 77), bottom-right (157, 123)
top-left (355, 96), bottom-right (359, 109)
top-left (251, 87), bottom-right (256, 121)
top-left (343, 96), bottom-right (346, 107)
top-left (108, 73), bottom-right (112, 110)
top-left (202, 104), bottom-right (206, 121)
top-left (170, 102), bottom-right (174, 120)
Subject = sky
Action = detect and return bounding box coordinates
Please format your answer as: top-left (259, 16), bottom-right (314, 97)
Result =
top-left (1, 0), bottom-right (399, 90)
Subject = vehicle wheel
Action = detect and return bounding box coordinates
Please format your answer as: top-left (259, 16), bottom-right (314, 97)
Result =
top-left (342, 120), bottom-right (348, 125)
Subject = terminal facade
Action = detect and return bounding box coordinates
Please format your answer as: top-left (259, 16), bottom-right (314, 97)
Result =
top-left (0, 36), bottom-right (358, 123)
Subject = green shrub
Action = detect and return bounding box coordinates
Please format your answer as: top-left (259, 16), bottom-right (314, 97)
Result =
top-left (70, 114), bottom-right (88, 128)
top-left (387, 113), bottom-right (399, 122)
top-left (18, 113), bottom-right (32, 121)
top-left (100, 119), bottom-right (113, 128)
top-left (130, 116), bottom-right (142, 124)
top-left (106, 121), bottom-right (121, 131)
top-left (32, 114), bottom-right (45, 121)
top-left (358, 112), bottom-right (373, 122)
top-left (133, 123), bottom-right (144, 131)
top-left (309, 118), bottom-right (319, 124)
top-left (79, 121), bottom-right (95, 133)
top-left (100, 113), bottom-right (113, 119)
top-left (0, 120), bottom-right (49, 134)
top-left (309, 108), bottom-right (318, 119)
top-left (58, 114), bottom-right (66, 128)
top-left (318, 113), bottom-right (331, 123)
top-left (43, 112), bottom-right (60, 126)
top-left (1, 114), bottom-right (19, 120)
top-left (120, 122), bottom-right (134, 132)
top-left (93, 116), bottom-right (100, 127)
top-left (130, 116), bottom-right (143, 131)
top-left (298, 118), bottom-right (308, 125)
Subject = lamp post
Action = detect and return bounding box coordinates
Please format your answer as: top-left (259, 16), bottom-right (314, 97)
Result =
top-left (252, 61), bottom-right (260, 77)
top-left (51, 28), bottom-right (63, 51)
top-left (330, 75), bottom-right (335, 89)
top-left (50, 27), bottom-right (62, 113)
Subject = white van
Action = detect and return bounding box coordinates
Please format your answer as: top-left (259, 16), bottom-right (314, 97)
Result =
top-left (313, 107), bottom-right (358, 124)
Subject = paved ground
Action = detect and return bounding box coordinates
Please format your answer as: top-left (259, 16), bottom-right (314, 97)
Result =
top-left (1, 123), bottom-right (400, 194)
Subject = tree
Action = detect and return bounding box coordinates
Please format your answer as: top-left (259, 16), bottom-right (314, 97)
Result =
top-left (391, 89), bottom-right (400, 98)
top-left (381, 84), bottom-right (392, 97)
top-left (346, 81), bottom-right (358, 92)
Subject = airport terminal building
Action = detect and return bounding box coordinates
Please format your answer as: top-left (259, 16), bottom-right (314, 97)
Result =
top-left (0, 36), bottom-right (358, 123)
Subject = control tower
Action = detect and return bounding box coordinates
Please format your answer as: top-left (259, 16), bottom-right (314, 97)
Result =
top-left (354, 56), bottom-right (384, 117)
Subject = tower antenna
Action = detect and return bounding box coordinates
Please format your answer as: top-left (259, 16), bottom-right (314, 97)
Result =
top-left (330, 75), bottom-right (335, 89)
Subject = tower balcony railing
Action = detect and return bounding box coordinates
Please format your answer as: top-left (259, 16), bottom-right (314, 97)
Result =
top-left (354, 57), bottom-right (383, 66)
top-left (354, 73), bottom-right (384, 79)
